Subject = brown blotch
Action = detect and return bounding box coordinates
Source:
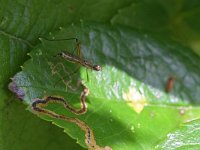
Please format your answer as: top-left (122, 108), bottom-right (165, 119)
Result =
top-left (166, 76), bottom-right (175, 93)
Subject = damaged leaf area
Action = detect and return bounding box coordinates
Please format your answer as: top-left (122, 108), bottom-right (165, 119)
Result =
top-left (123, 86), bottom-right (148, 114)
top-left (9, 22), bottom-right (200, 150)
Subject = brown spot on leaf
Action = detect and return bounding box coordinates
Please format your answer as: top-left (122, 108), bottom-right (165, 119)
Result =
top-left (166, 76), bottom-right (175, 92)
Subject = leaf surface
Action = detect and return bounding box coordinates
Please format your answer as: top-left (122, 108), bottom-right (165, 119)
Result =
top-left (156, 119), bottom-right (200, 150)
top-left (0, 0), bottom-right (133, 149)
top-left (10, 22), bottom-right (200, 150)
top-left (111, 0), bottom-right (200, 55)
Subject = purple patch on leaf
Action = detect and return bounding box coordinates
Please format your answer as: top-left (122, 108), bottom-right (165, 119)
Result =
top-left (8, 80), bottom-right (25, 100)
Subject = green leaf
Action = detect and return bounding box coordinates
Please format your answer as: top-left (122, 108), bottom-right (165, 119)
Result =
top-left (0, 0), bottom-right (134, 149)
top-left (111, 0), bottom-right (200, 55)
top-left (156, 119), bottom-right (200, 150)
top-left (9, 22), bottom-right (200, 150)
top-left (0, 0), bottom-right (132, 86)
top-left (0, 96), bottom-right (84, 150)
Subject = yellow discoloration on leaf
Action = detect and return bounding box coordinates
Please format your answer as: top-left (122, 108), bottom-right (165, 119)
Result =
top-left (123, 87), bottom-right (148, 114)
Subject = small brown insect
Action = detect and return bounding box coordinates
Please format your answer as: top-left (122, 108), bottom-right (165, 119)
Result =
top-left (166, 76), bottom-right (175, 92)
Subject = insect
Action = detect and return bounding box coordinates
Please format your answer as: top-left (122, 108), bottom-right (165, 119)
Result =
top-left (48, 37), bottom-right (101, 71)
top-left (166, 76), bottom-right (175, 92)
top-left (55, 51), bottom-right (101, 71)
top-left (42, 37), bottom-right (101, 71)
top-left (42, 37), bottom-right (101, 86)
